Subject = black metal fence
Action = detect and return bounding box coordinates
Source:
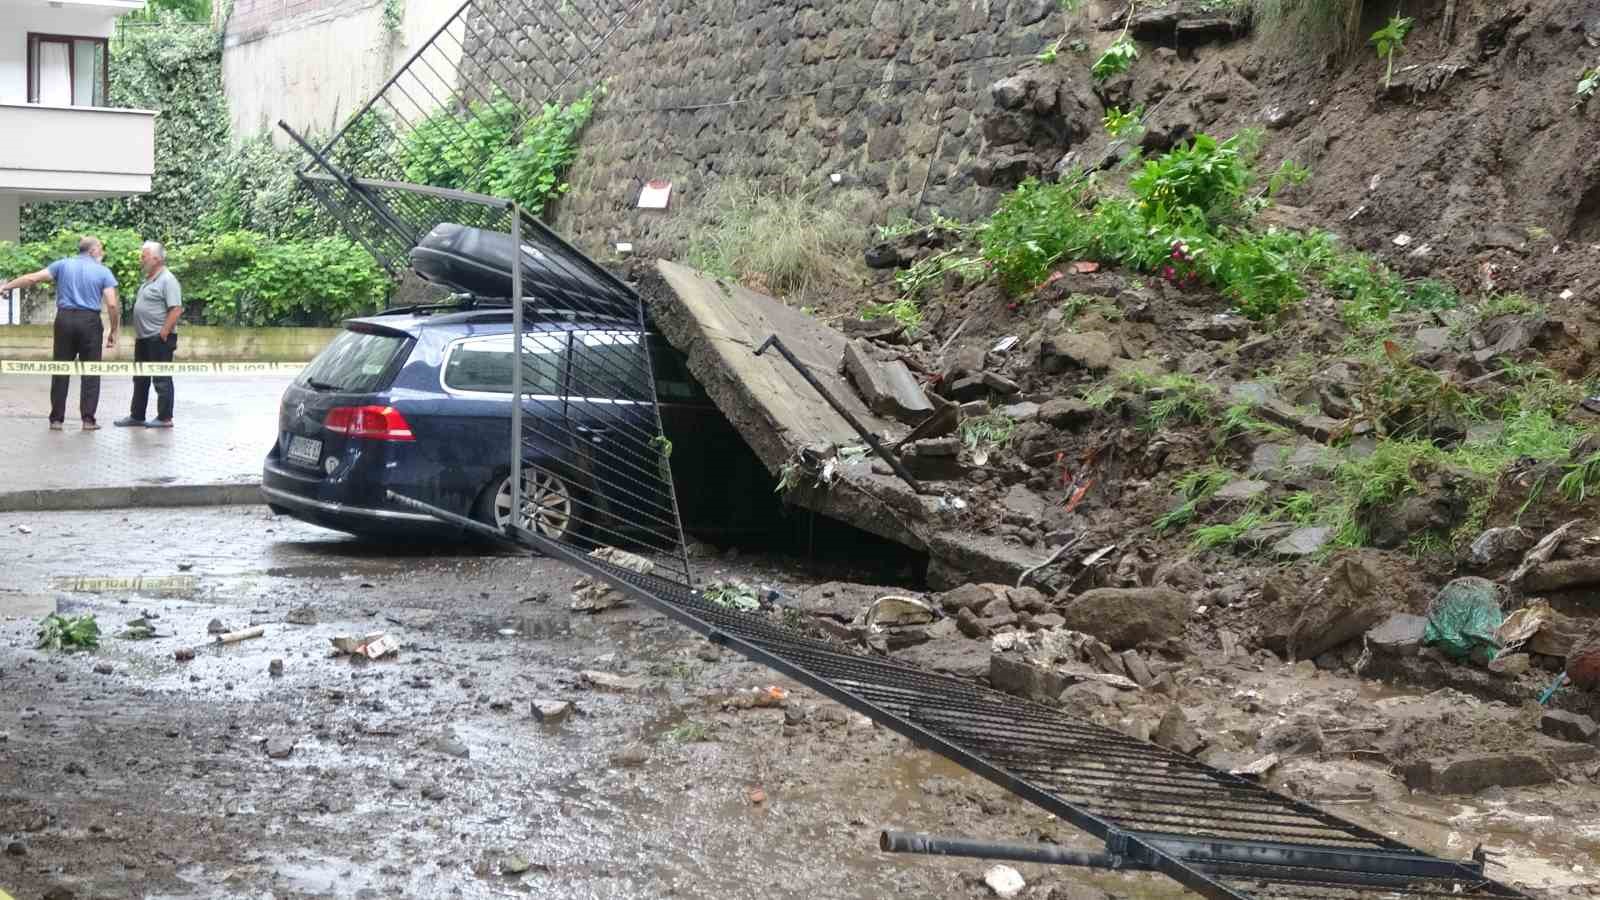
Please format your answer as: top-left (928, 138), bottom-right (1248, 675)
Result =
top-left (290, 0), bottom-right (643, 275)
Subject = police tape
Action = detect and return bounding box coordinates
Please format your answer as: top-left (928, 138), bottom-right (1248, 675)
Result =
top-left (50, 574), bottom-right (199, 592)
top-left (0, 360), bottom-right (307, 376)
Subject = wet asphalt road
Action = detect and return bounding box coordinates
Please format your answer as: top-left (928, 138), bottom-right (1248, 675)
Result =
top-left (0, 506), bottom-right (1175, 900)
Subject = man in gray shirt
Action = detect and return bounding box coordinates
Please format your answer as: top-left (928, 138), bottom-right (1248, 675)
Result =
top-left (115, 241), bottom-right (183, 428)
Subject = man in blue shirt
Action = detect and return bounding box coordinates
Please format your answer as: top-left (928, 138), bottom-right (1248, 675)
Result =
top-left (0, 236), bottom-right (121, 430)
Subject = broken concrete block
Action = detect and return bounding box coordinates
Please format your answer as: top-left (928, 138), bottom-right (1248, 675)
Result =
top-left (580, 671), bottom-right (648, 692)
top-left (934, 583), bottom-right (1001, 613)
top-left (1539, 710), bottom-right (1599, 744)
top-left (1272, 526), bottom-right (1333, 559)
top-left (990, 652), bottom-right (1070, 702)
top-left (960, 400), bottom-right (992, 419)
top-left (1401, 754), bottom-right (1557, 794)
top-left (1260, 556), bottom-right (1390, 661)
top-left (982, 371), bottom-right (1021, 395)
top-left (1056, 587), bottom-right (1192, 650)
top-left (1120, 650), bottom-right (1154, 687)
top-left (1488, 652), bottom-right (1531, 677)
top-left (1365, 613), bottom-right (1427, 657)
top-left (1154, 706), bottom-right (1204, 755)
top-left (1468, 526), bottom-right (1534, 568)
top-left (1039, 331), bottom-right (1116, 374)
top-left (1038, 398), bottom-right (1095, 429)
top-left (1258, 720), bottom-right (1324, 756)
top-left (1522, 558), bottom-right (1600, 592)
top-left (997, 400), bottom-right (1040, 421)
top-left (1212, 479), bottom-right (1269, 504)
top-left (532, 699), bottom-right (573, 723)
top-left (947, 374), bottom-right (988, 402)
top-left (942, 345), bottom-right (987, 383)
top-left (892, 634), bottom-right (990, 678)
top-left (905, 437), bottom-right (960, 457)
top-left (842, 339), bottom-right (933, 425)
top-left (1000, 484), bottom-right (1046, 523)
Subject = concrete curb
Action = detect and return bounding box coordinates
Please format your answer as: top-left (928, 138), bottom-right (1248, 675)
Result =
top-left (0, 482), bottom-right (262, 513)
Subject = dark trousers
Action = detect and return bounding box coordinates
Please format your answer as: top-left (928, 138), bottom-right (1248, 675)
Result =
top-left (131, 333), bottom-right (177, 421)
top-left (49, 309), bottom-right (103, 423)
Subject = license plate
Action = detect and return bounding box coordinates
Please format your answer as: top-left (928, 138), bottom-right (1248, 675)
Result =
top-left (286, 434), bottom-right (322, 466)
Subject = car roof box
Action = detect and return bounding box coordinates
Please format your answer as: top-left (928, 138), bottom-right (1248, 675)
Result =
top-left (409, 222), bottom-right (635, 319)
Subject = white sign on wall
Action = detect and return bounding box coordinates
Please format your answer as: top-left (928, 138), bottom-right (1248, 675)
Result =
top-left (637, 179), bottom-right (672, 210)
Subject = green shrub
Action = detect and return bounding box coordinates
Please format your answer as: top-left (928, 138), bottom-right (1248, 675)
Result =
top-left (400, 87), bottom-right (600, 214)
top-left (172, 231), bottom-right (387, 325)
top-left (979, 175), bottom-right (1095, 291)
top-left (1127, 131), bottom-right (1259, 226)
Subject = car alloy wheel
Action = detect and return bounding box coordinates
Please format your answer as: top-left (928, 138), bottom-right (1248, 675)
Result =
top-left (494, 468), bottom-right (574, 540)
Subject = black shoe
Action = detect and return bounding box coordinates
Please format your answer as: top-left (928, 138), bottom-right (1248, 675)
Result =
top-left (114, 416), bottom-right (147, 427)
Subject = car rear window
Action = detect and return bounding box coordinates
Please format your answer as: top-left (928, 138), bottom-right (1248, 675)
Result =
top-left (442, 332), bottom-right (565, 395)
top-left (297, 329), bottom-right (410, 393)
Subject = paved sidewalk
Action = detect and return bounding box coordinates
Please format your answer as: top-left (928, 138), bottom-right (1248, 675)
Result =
top-left (0, 374), bottom-right (296, 511)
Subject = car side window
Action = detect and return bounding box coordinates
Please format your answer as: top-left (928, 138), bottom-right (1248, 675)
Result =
top-left (569, 330), bottom-right (651, 402)
top-left (442, 332), bottom-right (565, 394)
top-left (648, 335), bottom-right (708, 403)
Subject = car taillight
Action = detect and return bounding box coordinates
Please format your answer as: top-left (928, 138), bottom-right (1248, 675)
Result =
top-left (323, 405), bottom-right (415, 441)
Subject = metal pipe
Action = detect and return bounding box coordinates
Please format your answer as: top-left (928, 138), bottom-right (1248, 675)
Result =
top-left (510, 204), bottom-right (524, 538)
top-left (878, 831), bottom-right (1138, 870)
top-left (752, 334), bottom-right (925, 495)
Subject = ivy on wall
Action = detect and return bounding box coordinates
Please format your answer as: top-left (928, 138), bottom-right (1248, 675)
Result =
top-left (22, 19), bottom-right (229, 247)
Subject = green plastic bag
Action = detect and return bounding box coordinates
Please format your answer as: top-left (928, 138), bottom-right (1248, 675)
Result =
top-left (1423, 577), bottom-right (1505, 661)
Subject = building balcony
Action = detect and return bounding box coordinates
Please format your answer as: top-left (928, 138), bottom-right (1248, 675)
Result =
top-left (0, 102), bottom-right (156, 200)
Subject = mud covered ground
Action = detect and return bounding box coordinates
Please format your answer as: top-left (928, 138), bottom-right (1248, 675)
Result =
top-left (1, 507), bottom-right (1598, 899)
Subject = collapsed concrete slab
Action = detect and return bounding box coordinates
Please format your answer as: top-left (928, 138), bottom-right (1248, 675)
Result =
top-left (641, 260), bottom-right (1043, 587)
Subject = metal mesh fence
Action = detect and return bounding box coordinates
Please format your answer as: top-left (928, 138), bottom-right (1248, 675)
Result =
top-left (288, 0), bottom-right (644, 275)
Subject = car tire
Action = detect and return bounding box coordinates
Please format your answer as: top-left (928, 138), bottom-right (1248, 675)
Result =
top-left (477, 465), bottom-right (584, 543)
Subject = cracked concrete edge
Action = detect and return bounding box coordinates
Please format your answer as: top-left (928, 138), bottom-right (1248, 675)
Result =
top-left (0, 482), bottom-right (263, 513)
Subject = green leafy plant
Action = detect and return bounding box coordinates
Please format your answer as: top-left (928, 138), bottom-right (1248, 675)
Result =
top-left (959, 414), bottom-right (1017, 453)
top-left (1193, 510), bottom-right (1266, 549)
top-left (703, 581), bottom-right (760, 611)
top-left (37, 614), bottom-right (100, 651)
top-left (1560, 452), bottom-right (1600, 504)
top-left (1154, 467), bottom-right (1231, 532)
top-left (1093, 36), bottom-right (1140, 80)
top-left (895, 251), bottom-right (985, 301)
top-left (381, 0), bottom-right (404, 35)
top-left (861, 296), bottom-right (923, 332)
top-left (1128, 131), bottom-right (1259, 226)
top-left (664, 721), bottom-right (711, 743)
top-left (1478, 292), bottom-right (1540, 319)
top-left (1370, 15), bottom-right (1414, 90)
top-left (1577, 66), bottom-right (1600, 109)
top-left (1102, 105), bottom-right (1144, 138)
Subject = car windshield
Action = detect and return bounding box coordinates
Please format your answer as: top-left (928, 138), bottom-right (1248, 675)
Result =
top-left (298, 329), bottom-right (409, 394)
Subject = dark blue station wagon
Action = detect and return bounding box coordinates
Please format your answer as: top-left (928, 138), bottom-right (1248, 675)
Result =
top-left (261, 305), bottom-right (775, 541)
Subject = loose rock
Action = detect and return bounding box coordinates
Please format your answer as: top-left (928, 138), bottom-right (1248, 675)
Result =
top-left (983, 864), bottom-right (1026, 898)
top-left (1154, 706), bottom-right (1204, 755)
top-left (1540, 710), bottom-right (1599, 744)
top-left (532, 699), bottom-right (573, 723)
top-left (1056, 587), bottom-right (1192, 650)
top-left (265, 736), bottom-right (296, 759)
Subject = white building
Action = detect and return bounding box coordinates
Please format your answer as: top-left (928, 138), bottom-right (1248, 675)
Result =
top-left (0, 0), bottom-right (156, 242)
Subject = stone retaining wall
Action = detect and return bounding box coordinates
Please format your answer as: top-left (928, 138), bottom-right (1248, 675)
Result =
top-left (459, 0), bottom-right (1071, 257)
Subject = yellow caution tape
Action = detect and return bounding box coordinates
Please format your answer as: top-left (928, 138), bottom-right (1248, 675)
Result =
top-left (0, 360), bottom-right (306, 376)
top-left (50, 575), bottom-right (200, 592)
